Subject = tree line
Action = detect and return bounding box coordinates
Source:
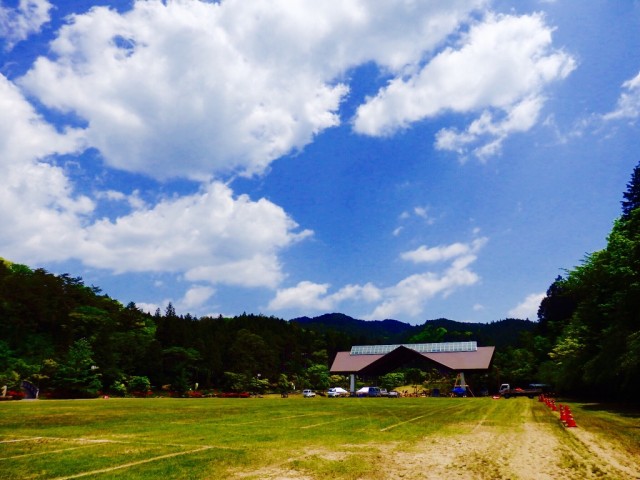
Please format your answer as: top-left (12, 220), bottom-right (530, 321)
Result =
top-left (533, 162), bottom-right (640, 400)
top-left (0, 258), bottom-right (532, 398)
top-left (1, 162), bottom-right (639, 400)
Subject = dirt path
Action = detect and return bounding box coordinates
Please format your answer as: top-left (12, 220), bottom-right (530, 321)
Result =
top-left (385, 420), bottom-right (638, 479)
top-left (234, 403), bottom-right (640, 480)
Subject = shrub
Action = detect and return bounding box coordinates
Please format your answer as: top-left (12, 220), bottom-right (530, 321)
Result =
top-left (128, 376), bottom-right (151, 393)
top-left (110, 380), bottom-right (127, 397)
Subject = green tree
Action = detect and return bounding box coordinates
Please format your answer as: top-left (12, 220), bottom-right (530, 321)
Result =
top-left (162, 347), bottom-right (201, 392)
top-left (542, 163), bottom-right (640, 398)
top-left (328, 374), bottom-right (348, 388)
top-left (622, 161), bottom-right (640, 218)
top-left (537, 276), bottom-right (576, 339)
top-left (228, 330), bottom-right (276, 377)
top-left (223, 371), bottom-right (249, 392)
top-left (409, 325), bottom-right (447, 343)
top-left (404, 368), bottom-right (425, 391)
top-left (128, 375), bottom-right (151, 394)
top-left (277, 373), bottom-right (292, 395)
top-left (52, 338), bottom-right (102, 398)
top-left (306, 364), bottom-right (330, 390)
top-left (379, 372), bottom-right (405, 391)
top-left (249, 375), bottom-right (270, 394)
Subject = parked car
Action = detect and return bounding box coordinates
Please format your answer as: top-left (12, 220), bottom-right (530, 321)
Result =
top-left (302, 389), bottom-right (316, 397)
top-left (356, 386), bottom-right (381, 397)
top-left (327, 387), bottom-right (348, 397)
top-left (380, 388), bottom-right (389, 396)
top-left (388, 391), bottom-right (399, 398)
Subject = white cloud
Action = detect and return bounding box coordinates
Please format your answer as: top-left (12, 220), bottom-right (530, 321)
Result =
top-left (2, 0), bottom-right (576, 319)
top-left (268, 281), bottom-right (333, 311)
top-left (367, 267), bottom-right (480, 320)
top-left (95, 189), bottom-right (147, 210)
top-left (366, 238), bottom-right (487, 319)
top-left (435, 95), bottom-right (545, 160)
top-left (0, 0), bottom-right (52, 49)
top-left (0, 74), bottom-right (88, 263)
top-left (507, 292), bottom-right (545, 320)
top-left (268, 237), bottom-right (486, 319)
top-left (81, 182), bottom-right (312, 288)
top-left (413, 206), bottom-right (436, 225)
top-left (401, 238), bottom-right (487, 264)
top-left (353, 12), bottom-right (575, 159)
top-left (603, 71), bottom-right (640, 122)
top-left (19, 0), bottom-right (487, 181)
top-left (268, 281), bottom-right (381, 312)
top-left (179, 285), bottom-right (216, 311)
top-left (0, 72), bottom-right (311, 289)
top-left (135, 302), bottom-right (160, 315)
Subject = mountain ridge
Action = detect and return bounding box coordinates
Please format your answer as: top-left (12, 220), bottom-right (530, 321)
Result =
top-left (291, 313), bottom-right (536, 349)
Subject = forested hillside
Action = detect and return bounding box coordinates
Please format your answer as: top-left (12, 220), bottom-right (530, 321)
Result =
top-left (535, 162), bottom-right (640, 399)
top-left (292, 314), bottom-right (535, 349)
top-left (1, 162), bottom-right (639, 400)
top-left (0, 259), bottom-right (531, 398)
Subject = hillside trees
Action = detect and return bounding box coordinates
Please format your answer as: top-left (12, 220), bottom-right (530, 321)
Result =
top-left (1, 252), bottom-right (563, 398)
top-left (0, 260), bottom-right (378, 396)
top-left (51, 338), bottom-right (102, 398)
top-left (541, 162), bottom-right (640, 398)
top-left (622, 162), bottom-right (640, 218)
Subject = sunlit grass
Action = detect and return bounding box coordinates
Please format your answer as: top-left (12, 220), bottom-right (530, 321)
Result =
top-left (0, 396), bottom-right (637, 479)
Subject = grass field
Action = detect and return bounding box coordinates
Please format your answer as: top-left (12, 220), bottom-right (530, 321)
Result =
top-left (1, 396), bottom-right (638, 479)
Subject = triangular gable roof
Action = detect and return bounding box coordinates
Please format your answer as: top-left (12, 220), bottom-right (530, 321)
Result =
top-left (330, 345), bottom-right (494, 374)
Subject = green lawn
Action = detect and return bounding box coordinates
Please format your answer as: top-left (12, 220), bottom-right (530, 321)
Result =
top-left (0, 396), bottom-right (637, 479)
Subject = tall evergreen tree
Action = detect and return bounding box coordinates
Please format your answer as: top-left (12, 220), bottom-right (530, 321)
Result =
top-left (52, 338), bottom-right (102, 398)
top-left (621, 161), bottom-right (640, 218)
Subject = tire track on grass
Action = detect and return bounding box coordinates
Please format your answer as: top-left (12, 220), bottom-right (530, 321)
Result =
top-left (51, 445), bottom-right (213, 479)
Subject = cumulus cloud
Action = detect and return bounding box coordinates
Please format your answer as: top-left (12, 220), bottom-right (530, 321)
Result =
top-left (435, 96), bottom-right (545, 160)
top-left (0, 0), bottom-right (51, 49)
top-left (0, 72), bottom-right (310, 290)
top-left (508, 292), bottom-right (545, 320)
top-left (18, 0), bottom-right (487, 180)
top-left (2, 0), bottom-right (577, 317)
top-left (81, 182), bottom-right (312, 288)
top-left (400, 238), bottom-right (487, 264)
top-left (179, 285), bottom-right (216, 311)
top-left (267, 281), bottom-right (381, 312)
top-left (353, 12), bottom-right (575, 159)
top-left (0, 73), bottom-right (88, 262)
top-left (603, 71), bottom-right (640, 122)
top-left (367, 238), bottom-right (488, 319)
top-left (268, 237), bottom-right (487, 319)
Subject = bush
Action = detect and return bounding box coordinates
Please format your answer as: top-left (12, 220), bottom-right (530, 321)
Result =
top-left (128, 376), bottom-right (151, 393)
top-left (109, 380), bottom-right (127, 397)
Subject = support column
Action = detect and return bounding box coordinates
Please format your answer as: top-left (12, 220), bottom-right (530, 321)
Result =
top-left (350, 374), bottom-right (355, 394)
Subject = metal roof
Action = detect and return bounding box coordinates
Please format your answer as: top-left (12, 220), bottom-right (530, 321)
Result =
top-left (330, 344), bottom-right (495, 375)
top-left (350, 341), bottom-right (477, 355)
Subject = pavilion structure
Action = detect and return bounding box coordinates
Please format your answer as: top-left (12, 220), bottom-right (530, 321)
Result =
top-left (330, 341), bottom-right (495, 394)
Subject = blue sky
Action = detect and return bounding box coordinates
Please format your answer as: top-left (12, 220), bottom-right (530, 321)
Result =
top-left (1, 0), bottom-right (639, 324)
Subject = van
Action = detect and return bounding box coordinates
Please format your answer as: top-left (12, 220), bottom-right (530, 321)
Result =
top-left (356, 386), bottom-right (381, 397)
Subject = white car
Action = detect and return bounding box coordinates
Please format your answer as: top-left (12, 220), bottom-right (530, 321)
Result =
top-left (302, 389), bottom-right (316, 397)
top-left (327, 387), bottom-right (348, 397)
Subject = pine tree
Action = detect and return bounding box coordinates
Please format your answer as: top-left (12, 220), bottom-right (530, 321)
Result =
top-left (622, 162), bottom-right (640, 218)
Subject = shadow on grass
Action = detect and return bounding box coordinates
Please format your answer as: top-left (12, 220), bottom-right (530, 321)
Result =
top-left (579, 402), bottom-right (640, 421)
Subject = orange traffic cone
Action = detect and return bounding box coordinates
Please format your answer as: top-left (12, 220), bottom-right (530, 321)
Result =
top-left (565, 414), bottom-right (577, 427)
top-left (559, 407), bottom-right (568, 423)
